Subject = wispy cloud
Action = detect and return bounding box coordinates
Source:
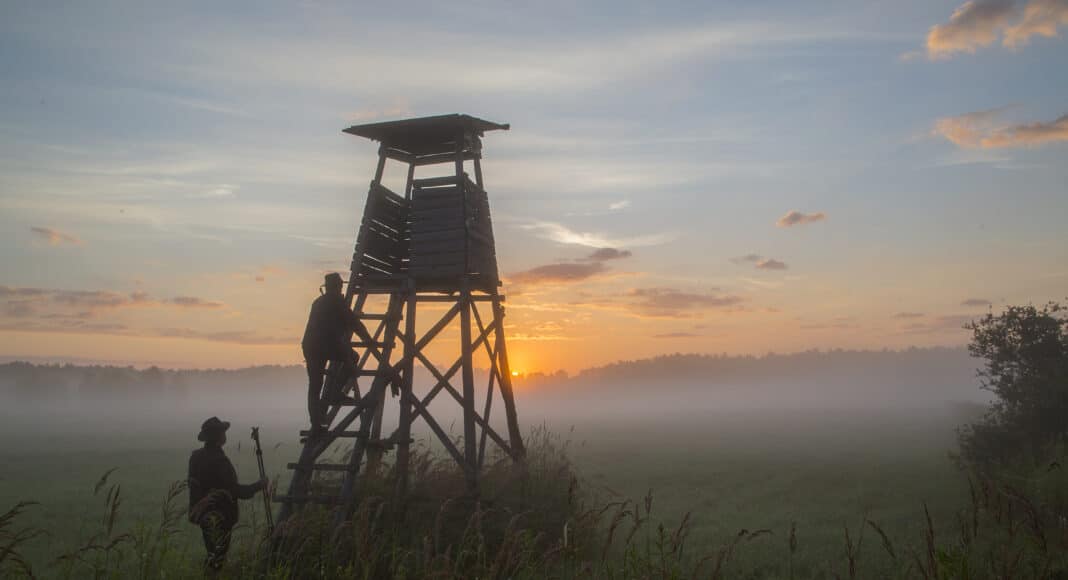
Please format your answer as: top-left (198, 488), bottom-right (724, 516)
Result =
top-left (731, 254), bottom-right (789, 270)
top-left (168, 296), bottom-right (225, 309)
top-left (934, 108), bottom-right (1068, 148)
top-left (520, 221), bottom-right (674, 248)
top-left (923, 0), bottom-right (1068, 59)
top-left (624, 287), bottom-right (744, 319)
top-left (0, 286), bottom-right (227, 314)
top-left (926, 0), bottom-right (1018, 58)
top-left (582, 248), bottom-right (633, 262)
top-left (653, 331), bottom-right (702, 338)
top-left (731, 254), bottom-right (764, 265)
top-left (509, 262), bottom-right (610, 285)
top-left (608, 200), bottom-right (631, 211)
top-left (566, 286), bottom-right (746, 319)
top-left (0, 319), bottom-right (290, 345)
top-left (153, 327), bottom-right (290, 345)
top-left (755, 258), bottom-right (788, 270)
top-left (775, 210), bottom-right (826, 228)
top-left (187, 184), bottom-right (238, 199)
top-left (0, 287), bottom-right (49, 298)
top-left (892, 312), bottom-right (926, 319)
top-left (30, 226), bottom-right (83, 246)
top-left (172, 20), bottom-right (863, 97)
top-left (508, 245), bottom-right (635, 286)
top-left (980, 114), bottom-right (1068, 147)
top-left (1004, 0), bottom-right (1068, 48)
top-left (961, 297), bottom-right (992, 306)
top-left (933, 107), bottom-right (1010, 146)
top-left (50, 289), bottom-right (154, 310)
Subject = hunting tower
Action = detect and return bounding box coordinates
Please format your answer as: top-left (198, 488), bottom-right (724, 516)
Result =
top-left (276, 114), bottom-right (525, 526)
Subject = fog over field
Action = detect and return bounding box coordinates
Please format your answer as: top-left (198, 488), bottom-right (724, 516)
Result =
top-left (0, 347), bottom-right (985, 454)
top-left (0, 347), bottom-right (992, 576)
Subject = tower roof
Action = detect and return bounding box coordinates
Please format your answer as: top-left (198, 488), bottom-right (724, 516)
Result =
top-left (343, 114), bottom-right (509, 156)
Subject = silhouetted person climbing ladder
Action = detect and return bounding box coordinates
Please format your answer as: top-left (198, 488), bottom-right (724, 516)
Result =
top-left (302, 272), bottom-right (360, 434)
top-left (187, 417), bottom-right (266, 572)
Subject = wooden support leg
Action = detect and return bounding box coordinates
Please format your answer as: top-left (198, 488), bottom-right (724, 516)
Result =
top-left (493, 294), bottom-right (525, 458)
top-left (458, 283), bottom-right (479, 494)
top-left (394, 284), bottom-right (417, 504)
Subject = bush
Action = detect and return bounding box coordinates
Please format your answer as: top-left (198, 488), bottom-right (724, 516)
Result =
top-left (958, 301), bottom-right (1068, 466)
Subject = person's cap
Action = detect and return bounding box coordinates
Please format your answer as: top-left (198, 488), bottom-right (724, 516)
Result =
top-left (323, 272), bottom-right (343, 286)
top-left (197, 416), bottom-right (231, 442)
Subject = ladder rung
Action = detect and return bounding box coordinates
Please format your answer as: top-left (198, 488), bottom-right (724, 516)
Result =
top-left (355, 313), bottom-right (394, 321)
top-left (333, 398), bottom-right (367, 406)
top-left (286, 462), bottom-right (358, 472)
top-left (274, 494), bottom-right (344, 505)
top-left (351, 341), bottom-right (394, 348)
top-left (354, 369), bottom-right (392, 377)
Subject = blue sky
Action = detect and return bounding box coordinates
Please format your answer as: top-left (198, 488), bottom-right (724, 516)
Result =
top-left (0, 1), bottom-right (1065, 370)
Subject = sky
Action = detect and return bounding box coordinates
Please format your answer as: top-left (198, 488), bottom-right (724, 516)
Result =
top-left (0, 0), bottom-right (1065, 372)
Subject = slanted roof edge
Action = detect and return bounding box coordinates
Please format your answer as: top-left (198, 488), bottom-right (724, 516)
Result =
top-left (342, 114), bottom-right (509, 144)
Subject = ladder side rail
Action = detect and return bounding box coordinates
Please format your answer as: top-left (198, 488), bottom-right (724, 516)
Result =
top-left (277, 286), bottom-right (374, 526)
top-left (334, 293), bottom-right (404, 526)
top-left (321, 314), bottom-right (381, 428)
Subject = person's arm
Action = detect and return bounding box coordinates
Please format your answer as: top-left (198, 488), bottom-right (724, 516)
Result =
top-left (339, 295), bottom-right (362, 333)
top-left (346, 296), bottom-right (363, 333)
top-left (217, 454), bottom-right (263, 499)
top-left (234, 479), bottom-right (264, 500)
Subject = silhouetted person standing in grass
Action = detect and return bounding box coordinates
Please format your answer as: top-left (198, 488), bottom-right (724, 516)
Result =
top-left (302, 272), bottom-right (359, 434)
top-left (188, 417), bottom-right (266, 573)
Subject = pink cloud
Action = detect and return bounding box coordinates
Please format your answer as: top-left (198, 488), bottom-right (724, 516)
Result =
top-left (776, 210), bottom-right (826, 228)
top-left (30, 226), bottom-right (83, 246)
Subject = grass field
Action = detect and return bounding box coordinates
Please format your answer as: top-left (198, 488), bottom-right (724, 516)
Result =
top-left (0, 406), bottom-right (976, 578)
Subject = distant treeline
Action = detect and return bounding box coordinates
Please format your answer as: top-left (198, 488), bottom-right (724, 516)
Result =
top-left (576, 347), bottom-right (973, 383)
top-left (517, 346), bottom-right (978, 395)
top-left (0, 347), bottom-right (978, 403)
top-left (0, 361), bottom-right (305, 404)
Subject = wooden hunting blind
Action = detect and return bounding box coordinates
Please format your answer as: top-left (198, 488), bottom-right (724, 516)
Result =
top-left (276, 114), bottom-right (525, 527)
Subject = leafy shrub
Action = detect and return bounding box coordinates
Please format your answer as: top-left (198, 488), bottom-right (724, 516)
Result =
top-left (958, 301), bottom-right (1068, 466)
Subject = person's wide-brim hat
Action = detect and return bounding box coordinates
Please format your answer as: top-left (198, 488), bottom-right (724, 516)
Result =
top-left (197, 416), bottom-right (231, 441)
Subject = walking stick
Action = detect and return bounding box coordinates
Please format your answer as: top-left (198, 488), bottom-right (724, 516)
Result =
top-left (250, 426), bottom-right (275, 535)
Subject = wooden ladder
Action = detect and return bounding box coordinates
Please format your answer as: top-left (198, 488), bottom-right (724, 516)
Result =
top-left (274, 289), bottom-right (408, 525)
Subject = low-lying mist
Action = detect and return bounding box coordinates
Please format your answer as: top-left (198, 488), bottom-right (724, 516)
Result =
top-left (0, 347), bottom-right (985, 457)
